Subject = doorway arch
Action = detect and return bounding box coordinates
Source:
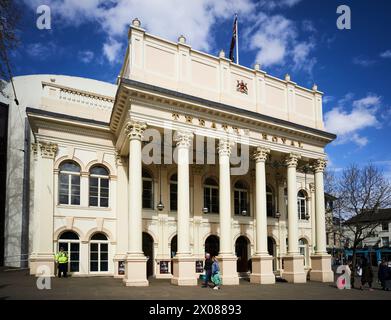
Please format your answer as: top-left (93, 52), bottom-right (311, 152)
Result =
top-left (142, 232), bottom-right (154, 278)
top-left (235, 236), bottom-right (250, 272)
top-left (205, 235), bottom-right (220, 257)
top-left (267, 237), bottom-right (277, 271)
top-left (170, 235), bottom-right (177, 275)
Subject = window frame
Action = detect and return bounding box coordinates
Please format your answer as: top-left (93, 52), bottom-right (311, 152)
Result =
top-left (266, 185), bottom-right (275, 217)
top-left (58, 161), bottom-right (81, 206)
top-left (89, 166), bottom-right (110, 208)
top-left (89, 233), bottom-right (109, 273)
top-left (169, 174), bottom-right (178, 212)
top-left (234, 181), bottom-right (249, 216)
top-left (297, 190), bottom-right (307, 220)
top-left (142, 170), bottom-right (154, 209)
top-left (203, 177), bottom-right (219, 214)
top-left (58, 231), bottom-right (80, 273)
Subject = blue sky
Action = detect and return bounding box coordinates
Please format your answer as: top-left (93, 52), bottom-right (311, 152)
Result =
top-left (10, 0), bottom-right (391, 177)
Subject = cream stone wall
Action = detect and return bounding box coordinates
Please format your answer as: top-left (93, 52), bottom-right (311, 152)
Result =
top-left (3, 75), bottom-right (116, 267)
top-left (120, 25), bottom-right (324, 131)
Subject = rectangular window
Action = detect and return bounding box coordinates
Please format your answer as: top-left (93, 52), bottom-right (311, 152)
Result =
top-left (382, 222), bottom-right (389, 231)
top-left (382, 237), bottom-right (389, 247)
top-left (142, 180), bottom-right (153, 209)
top-left (170, 183), bottom-right (177, 211)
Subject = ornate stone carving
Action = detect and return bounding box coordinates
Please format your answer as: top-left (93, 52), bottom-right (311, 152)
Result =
top-left (309, 183), bottom-right (315, 193)
top-left (218, 138), bottom-right (234, 156)
top-left (253, 147), bottom-right (270, 162)
top-left (115, 151), bottom-right (126, 167)
top-left (174, 131), bottom-right (193, 148)
top-left (39, 142), bottom-right (58, 159)
top-left (125, 121), bottom-right (146, 140)
top-left (284, 153), bottom-right (301, 168)
top-left (185, 115), bottom-right (193, 124)
top-left (313, 158), bottom-right (327, 173)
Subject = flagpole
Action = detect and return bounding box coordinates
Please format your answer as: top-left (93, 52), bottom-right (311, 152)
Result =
top-left (235, 14), bottom-right (239, 64)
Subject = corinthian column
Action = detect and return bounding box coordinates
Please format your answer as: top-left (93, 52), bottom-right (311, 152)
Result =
top-left (310, 158), bottom-right (334, 282)
top-left (123, 120), bottom-right (149, 286)
top-left (250, 147), bottom-right (276, 284)
top-left (281, 153), bottom-right (306, 283)
top-left (171, 131), bottom-right (197, 286)
top-left (29, 142), bottom-right (58, 277)
top-left (217, 138), bottom-right (239, 285)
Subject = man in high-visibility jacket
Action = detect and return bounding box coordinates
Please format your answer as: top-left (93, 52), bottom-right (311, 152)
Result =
top-left (55, 247), bottom-right (68, 278)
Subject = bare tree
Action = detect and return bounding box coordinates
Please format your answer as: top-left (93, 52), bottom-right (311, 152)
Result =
top-left (336, 163), bottom-right (391, 287)
top-left (0, 0), bottom-right (20, 96)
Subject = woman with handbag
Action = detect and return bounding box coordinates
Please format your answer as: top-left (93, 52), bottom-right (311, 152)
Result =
top-left (211, 256), bottom-right (222, 290)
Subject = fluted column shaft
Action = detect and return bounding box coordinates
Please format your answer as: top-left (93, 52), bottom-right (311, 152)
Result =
top-left (126, 121), bottom-right (146, 254)
top-left (254, 147), bottom-right (270, 255)
top-left (218, 138), bottom-right (233, 255)
top-left (314, 159), bottom-right (327, 254)
top-left (286, 153), bottom-right (301, 255)
top-left (175, 131), bottom-right (193, 255)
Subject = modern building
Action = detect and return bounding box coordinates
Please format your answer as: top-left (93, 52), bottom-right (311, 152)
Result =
top-left (3, 18), bottom-right (336, 286)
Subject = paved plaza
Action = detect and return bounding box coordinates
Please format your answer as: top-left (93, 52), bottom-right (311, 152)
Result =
top-left (0, 268), bottom-right (390, 300)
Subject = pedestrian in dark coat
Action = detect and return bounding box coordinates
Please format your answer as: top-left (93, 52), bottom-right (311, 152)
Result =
top-left (360, 258), bottom-right (373, 291)
top-left (378, 259), bottom-right (389, 290)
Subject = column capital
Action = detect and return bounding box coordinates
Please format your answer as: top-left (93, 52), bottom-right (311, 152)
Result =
top-left (253, 147), bottom-right (270, 162)
top-left (125, 121), bottom-right (147, 141)
top-left (174, 131), bottom-right (193, 148)
top-left (284, 153), bottom-right (301, 168)
top-left (35, 142), bottom-right (58, 159)
top-left (313, 158), bottom-right (327, 173)
top-left (218, 138), bottom-right (234, 156)
top-left (309, 182), bottom-right (315, 193)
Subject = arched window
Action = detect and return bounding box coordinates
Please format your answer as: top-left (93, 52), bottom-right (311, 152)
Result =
top-left (58, 231), bottom-right (80, 272)
top-left (89, 165), bottom-right (109, 208)
top-left (59, 161), bottom-right (81, 205)
top-left (142, 169), bottom-right (154, 209)
top-left (90, 232), bottom-right (109, 272)
top-left (266, 185), bottom-right (274, 217)
top-left (203, 177), bottom-right (219, 214)
top-left (234, 180), bottom-right (249, 216)
top-left (169, 173), bottom-right (177, 212)
top-left (297, 190), bottom-right (307, 220)
top-left (299, 238), bottom-right (308, 266)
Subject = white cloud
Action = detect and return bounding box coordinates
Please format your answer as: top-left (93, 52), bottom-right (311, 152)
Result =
top-left (78, 50), bottom-right (94, 63)
top-left (24, 0), bottom-right (255, 52)
top-left (322, 96), bottom-right (334, 104)
top-left (353, 56), bottom-right (375, 67)
top-left (260, 0), bottom-right (302, 10)
top-left (26, 42), bottom-right (58, 59)
top-left (103, 38), bottom-right (123, 63)
top-left (302, 20), bottom-right (316, 33)
top-left (248, 14), bottom-right (316, 72)
top-left (380, 50), bottom-right (391, 58)
top-left (324, 94), bottom-right (382, 147)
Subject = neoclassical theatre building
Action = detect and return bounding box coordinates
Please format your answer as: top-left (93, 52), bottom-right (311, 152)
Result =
top-left (25, 19), bottom-right (336, 286)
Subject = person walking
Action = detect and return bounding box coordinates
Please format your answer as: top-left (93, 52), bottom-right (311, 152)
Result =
top-left (202, 253), bottom-right (213, 288)
top-left (55, 247), bottom-right (69, 278)
top-left (378, 259), bottom-right (389, 290)
top-left (211, 256), bottom-right (222, 290)
top-left (359, 258), bottom-right (373, 291)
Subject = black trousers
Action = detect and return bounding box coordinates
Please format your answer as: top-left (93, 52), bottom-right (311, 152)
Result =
top-left (58, 263), bottom-right (68, 278)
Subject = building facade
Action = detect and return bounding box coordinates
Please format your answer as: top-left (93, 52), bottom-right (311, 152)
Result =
top-left (7, 19), bottom-right (336, 286)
